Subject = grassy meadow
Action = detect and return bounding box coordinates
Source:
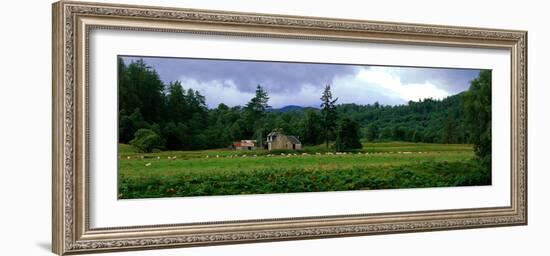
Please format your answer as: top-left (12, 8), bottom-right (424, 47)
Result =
top-left (118, 142), bottom-right (490, 199)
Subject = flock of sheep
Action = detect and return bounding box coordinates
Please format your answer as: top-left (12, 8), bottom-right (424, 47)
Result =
top-left (125, 151), bottom-right (421, 161)
top-left (124, 151), bottom-right (426, 167)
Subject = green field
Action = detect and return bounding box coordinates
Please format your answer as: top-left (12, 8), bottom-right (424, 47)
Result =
top-left (118, 142), bottom-right (490, 199)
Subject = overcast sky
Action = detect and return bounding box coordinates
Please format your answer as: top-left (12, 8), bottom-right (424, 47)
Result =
top-left (120, 56), bottom-right (482, 108)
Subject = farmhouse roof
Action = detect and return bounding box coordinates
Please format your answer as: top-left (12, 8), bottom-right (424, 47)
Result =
top-left (267, 131), bottom-right (282, 137)
top-left (287, 135), bottom-right (301, 144)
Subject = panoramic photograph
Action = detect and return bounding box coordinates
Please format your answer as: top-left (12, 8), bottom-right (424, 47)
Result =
top-left (117, 56), bottom-right (492, 199)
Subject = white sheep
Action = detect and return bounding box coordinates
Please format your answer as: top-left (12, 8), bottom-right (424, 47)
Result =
top-left (145, 162), bottom-right (151, 167)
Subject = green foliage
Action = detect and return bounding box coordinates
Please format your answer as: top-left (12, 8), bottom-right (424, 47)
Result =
top-left (244, 85), bottom-right (270, 147)
top-left (463, 70), bottom-right (492, 169)
top-left (119, 59), bottom-right (165, 124)
top-left (300, 109), bottom-right (323, 145)
top-left (365, 123), bottom-right (379, 141)
top-left (245, 85), bottom-right (270, 115)
top-left (165, 81), bottom-right (187, 123)
top-left (335, 117), bottom-right (362, 151)
top-left (119, 157), bottom-right (488, 199)
top-left (442, 117), bottom-right (458, 144)
top-left (320, 84), bottom-right (339, 149)
top-left (335, 94), bottom-right (469, 144)
top-left (129, 129), bottom-right (165, 153)
top-left (118, 108), bottom-right (149, 143)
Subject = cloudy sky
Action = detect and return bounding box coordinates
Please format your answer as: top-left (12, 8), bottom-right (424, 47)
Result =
top-left (121, 56), bottom-right (482, 108)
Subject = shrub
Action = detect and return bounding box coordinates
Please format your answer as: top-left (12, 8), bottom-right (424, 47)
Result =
top-left (130, 128), bottom-right (165, 153)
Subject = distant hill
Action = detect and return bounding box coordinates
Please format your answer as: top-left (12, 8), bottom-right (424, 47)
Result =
top-left (267, 105), bottom-right (319, 112)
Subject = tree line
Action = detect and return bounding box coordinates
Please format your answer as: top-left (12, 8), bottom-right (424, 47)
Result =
top-left (118, 58), bottom-right (491, 167)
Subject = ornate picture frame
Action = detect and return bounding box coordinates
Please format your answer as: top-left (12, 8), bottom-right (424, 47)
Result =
top-left (52, 1), bottom-right (527, 255)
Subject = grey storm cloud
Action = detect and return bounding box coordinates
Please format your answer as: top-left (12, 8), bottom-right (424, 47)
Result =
top-left (389, 66), bottom-right (480, 95)
top-left (120, 56), bottom-right (484, 108)
top-left (121, 56), bottom-right (356, 94)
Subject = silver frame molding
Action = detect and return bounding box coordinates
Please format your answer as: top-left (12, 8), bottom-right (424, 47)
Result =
top-left (52, 1), bottom-right (527, 255)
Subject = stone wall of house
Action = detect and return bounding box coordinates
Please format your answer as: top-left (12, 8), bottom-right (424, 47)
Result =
top-left (269, 135), bottom-right (294, 150)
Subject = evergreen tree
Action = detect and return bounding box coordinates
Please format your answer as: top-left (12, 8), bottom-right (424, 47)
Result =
top-left (320, 84), bottom-right (338, 149)
top-left (245, 85), bottom-right (270, 147)
top-left (335, 117), bottom-right (362, 151)
top-left (442, 117), bottom-right (457, 144)
top-left (300, 109), bottom-right (323, 145)
top-left (464, 70), bottom-right (492, 169)
top-left (120, 59), bottom-right (165, 124)
top-left (165, 81), bottom-right (187, 123)
top-left (246, 85), bottom-right (270, 115)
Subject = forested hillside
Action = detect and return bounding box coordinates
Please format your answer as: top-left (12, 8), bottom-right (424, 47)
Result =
top-left (338, 94), bottom-right (468, 144)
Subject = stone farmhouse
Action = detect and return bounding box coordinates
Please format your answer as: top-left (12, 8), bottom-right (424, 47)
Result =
top-left (266, 131), bottom-right (302, 151)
